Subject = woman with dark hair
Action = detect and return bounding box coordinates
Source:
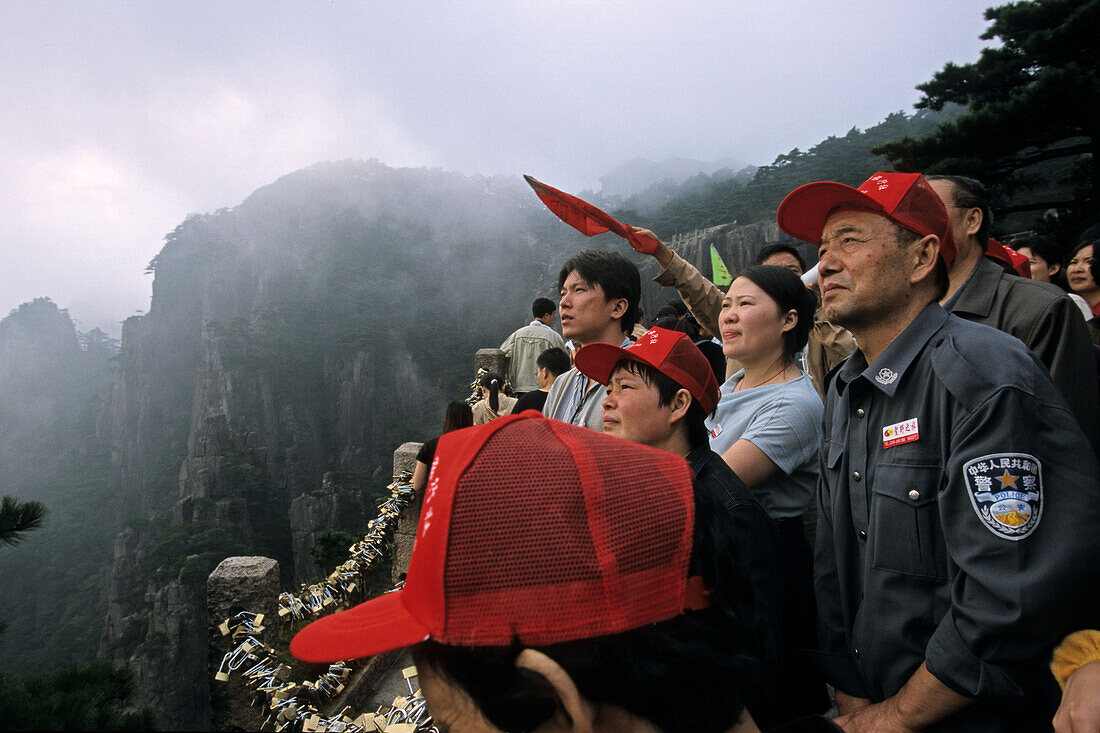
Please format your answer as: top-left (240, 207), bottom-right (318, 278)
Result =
top-left (1017, 236), bottom-right (1092, 320)
top-left (412, 401), bottom-right (473, 494)
top-left (706, 263), bottom-right (830, 719)
top-left (1068, 241), bottom-right (1100, 344)
top-left (472, 371), bottom-right (517, 425)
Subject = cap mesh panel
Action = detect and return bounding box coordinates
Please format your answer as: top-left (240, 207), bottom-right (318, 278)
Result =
top-left (441, 419), bottom-right (693, 646)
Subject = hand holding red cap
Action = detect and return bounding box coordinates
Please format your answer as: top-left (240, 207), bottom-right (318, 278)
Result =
top-left (524, 175), bottom-right (658, 254)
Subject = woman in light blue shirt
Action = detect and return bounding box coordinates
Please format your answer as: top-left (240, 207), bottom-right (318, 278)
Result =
top-left (706, 263), bottom-right (829, 718)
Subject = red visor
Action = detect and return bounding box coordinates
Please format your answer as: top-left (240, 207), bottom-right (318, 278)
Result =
top-left (776, 172), bottom-right (957, 267)
top-left (575, 327), bottom-right (720, 414)
top-left (290, 413), bottom-right (708, 664)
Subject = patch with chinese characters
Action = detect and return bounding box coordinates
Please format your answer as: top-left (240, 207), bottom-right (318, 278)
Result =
top-left (709, 423), bottom-right (723, 439)
top-left (964, 453), bottom-right (1042, 541)
top-left (882, 417), bottom-right (918, 448)
top-left (875, 367), bottom-right (897, 385)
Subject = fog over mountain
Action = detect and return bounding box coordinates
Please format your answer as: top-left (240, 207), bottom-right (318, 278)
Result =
top-left (1, 1), bottom-right (994, 335)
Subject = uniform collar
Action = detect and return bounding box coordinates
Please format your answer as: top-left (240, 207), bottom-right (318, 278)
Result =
top-left (945, 255), bottom-right (1003, 318)
top-left (835, 303), bottom-right (949, 397)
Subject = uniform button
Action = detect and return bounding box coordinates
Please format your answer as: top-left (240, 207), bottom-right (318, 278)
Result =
top-left (853, 648), bottom-right (860, 658)
top-left (908, 489), bottom-right (920, 501)
top-left (856, 408), bottom-right (866, 418)
top-left (852, 471), bottom-right (862, 482)
top-left (858, 530), bottom-right (867, 540)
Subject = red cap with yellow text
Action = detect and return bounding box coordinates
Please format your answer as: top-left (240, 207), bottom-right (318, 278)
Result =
top-left (776, 172), bottom-right (957, 267)
top-left (574, 327), bottom-right (721, 414)
top-left (289, 412), bottom-right (711, 664)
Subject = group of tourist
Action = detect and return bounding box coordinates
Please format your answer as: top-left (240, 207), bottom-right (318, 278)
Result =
top-left (289, 172), bottom-right (1100, 732)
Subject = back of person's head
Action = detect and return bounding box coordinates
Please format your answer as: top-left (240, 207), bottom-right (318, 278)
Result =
top-left (667, 299), bottom-right (688, 317)
top-left (651, 305), bottom-right (681, 330)
top-left (478, 371), bottom-right (505, 412)
top-left (738, 265), bottom-right (816, 360)
top-left (290, 415), bottom-right (766, 733)
top-left (558, 250), bottom-right (641, 334)
top-left (409, 423), bottom-right (761, 733)
top-left (677, 313), bottom-right (703, 341)
top-left (441, 400), bottom-right (473, 434)
top-left (413, 483), bottom-right (761, 733)
top-left (756, 243), bottom-right (807, 273)
top-left (926, 174), bottom-right (992, 246)
top-left (536, 347), bottom-right (571, 378)
top-left (532, 297), bottom-right (556, 319)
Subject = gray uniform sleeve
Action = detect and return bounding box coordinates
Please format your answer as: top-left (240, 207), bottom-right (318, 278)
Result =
top-left (1020, 294), bottom-right (1100, 454)
top-left (925, 381), bottom-right (1100, 698)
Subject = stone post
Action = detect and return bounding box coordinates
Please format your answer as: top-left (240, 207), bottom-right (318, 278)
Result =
top-left (391, 442), bottom-right (423, 584)
top-left (208, 556), bottom-right (280, 732)
top-left (474, 348), bottom-right (508, 378)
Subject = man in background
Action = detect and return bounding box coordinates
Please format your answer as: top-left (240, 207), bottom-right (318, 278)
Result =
top-left (926, 174), bottom-right (1100, 453)
top-left (500, 297), bottom-right (566, 395)
top-left (542, 250), bottom-right (641, 430)
top-left (511, 347), bottom-right (570, 414)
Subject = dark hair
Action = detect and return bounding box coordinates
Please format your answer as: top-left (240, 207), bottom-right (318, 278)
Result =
top-left (736, 265), bottom-right (816, 361)
top-left (1016, 235), bottom-right (1062, 269)
top-left (558, 250), bottom-right (641, 334)
top-left (756, 243), bottom-right (806, 273)
top-left (926, 174), bottom-right (992, 247)
top-left (478, 371), bottom-right (504, 413)
top-left (614, 359), bottom-right (711, 448)
top-left (1069, 240), bottom-right (1100, 290)
top-left (411, 482), bottom-right (766, 733)
top-left (536, 347), bottom-right (571, 378)
top-left (531, 297), bottom-right (556, 319)
top-left (894, 224), bottom-right (950, 300)
top-left (1015, 235), bottom-right (1067, 288)
top-left (441, 401), bottom-right (473, 434)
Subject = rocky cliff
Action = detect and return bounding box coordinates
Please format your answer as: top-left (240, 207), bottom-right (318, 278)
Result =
top-left (1, 160), bottom-right (804, 730)
top-left (96, 160), bottom-right (586, 729)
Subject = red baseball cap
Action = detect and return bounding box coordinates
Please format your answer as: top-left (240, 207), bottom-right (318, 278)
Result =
top-left (289, 412), bottom-right (710, 664)
top-left (776, 172), bottom-right (958, 267)
top-left (573, 327), bottom-right (721, 414)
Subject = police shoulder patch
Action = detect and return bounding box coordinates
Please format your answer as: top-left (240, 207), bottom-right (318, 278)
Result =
top-left (963, 453), bottom-right (1042, 540)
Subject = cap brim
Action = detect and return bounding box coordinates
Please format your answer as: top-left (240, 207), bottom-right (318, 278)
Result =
top-left (573, 342), bottom-right (634, 386)
top-left (776, 181), bottom-right (886, 245)
top-left (289, 589), bottom-right (430, 663)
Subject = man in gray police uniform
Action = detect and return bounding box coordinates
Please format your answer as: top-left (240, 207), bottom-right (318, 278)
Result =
top-left (777, 172), bottom-right (1100, 732)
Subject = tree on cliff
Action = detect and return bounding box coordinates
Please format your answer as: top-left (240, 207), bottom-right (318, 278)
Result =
top-left (0, 496), bottom-right (47, 638)
top-left (875, 0), bottom-right (1099, 221)
top-left (0, 496), bottom-right (48, 547)
top-left (0, 661), bottom-right (156, 730)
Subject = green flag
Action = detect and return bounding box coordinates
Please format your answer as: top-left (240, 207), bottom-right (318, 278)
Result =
top-left (710, 245), bottom-right (732, 287)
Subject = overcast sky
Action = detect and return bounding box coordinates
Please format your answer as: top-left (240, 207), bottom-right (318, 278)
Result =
top-left (1, 0), bottom-right (994, 334)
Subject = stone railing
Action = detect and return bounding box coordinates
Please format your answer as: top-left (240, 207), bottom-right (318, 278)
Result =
top-left (207, 348), bottom-right (508, 729)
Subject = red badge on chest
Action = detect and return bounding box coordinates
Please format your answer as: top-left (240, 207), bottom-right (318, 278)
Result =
top-left (882, 417), bottom-right (919, 448)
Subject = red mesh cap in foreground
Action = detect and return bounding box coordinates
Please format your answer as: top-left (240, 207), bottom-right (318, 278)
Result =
top-left (776, 172), bottom-right (958, 267)
top-left (290, 412), bottom-right (703, 664)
